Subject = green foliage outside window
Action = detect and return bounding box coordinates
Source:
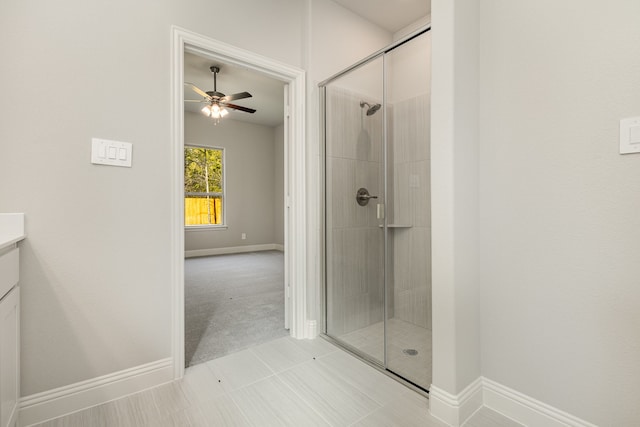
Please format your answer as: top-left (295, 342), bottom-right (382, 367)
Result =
top-left (184, 147), bottom-right (224, 225)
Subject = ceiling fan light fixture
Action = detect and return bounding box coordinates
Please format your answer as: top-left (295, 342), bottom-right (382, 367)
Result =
top-left (186, 66), bottom-right (256, 122)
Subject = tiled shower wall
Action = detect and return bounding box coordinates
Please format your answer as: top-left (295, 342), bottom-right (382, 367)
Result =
top-left (389, 94), bottom-right (432, 330)
top-left (325, 86), bottom-right (384, 337)
top-left (325, 88), bottom-right (431, 336)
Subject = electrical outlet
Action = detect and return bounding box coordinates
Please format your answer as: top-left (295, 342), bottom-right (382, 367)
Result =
top-left (241, 233), bottom-right (246, 240)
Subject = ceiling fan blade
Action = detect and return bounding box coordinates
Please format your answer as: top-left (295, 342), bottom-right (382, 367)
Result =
top-left (223, 103), bottom-right (256, 114)
top-left (221, 91), bottom-right (252, 102)
top-left (184, 82), bottom-right (211, 100)
top-left (184, 99), bottom-right (207, 103)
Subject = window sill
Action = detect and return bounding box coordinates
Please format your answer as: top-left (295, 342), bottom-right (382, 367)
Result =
top-left (185, 225), bottom-right (228, 231)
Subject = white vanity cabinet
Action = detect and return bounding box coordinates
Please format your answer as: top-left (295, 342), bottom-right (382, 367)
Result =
top-left (0, 284), bottom-right (19, 427)
top-left (0, 214), bottom-right (24, 427)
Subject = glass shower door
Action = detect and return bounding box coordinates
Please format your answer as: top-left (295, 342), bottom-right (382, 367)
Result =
top-left (384, 31), bottom-right (432, 389)
top-left (324, 56), bottom-right (386, 365)
top-left (323, 28), bottom-right (432, 391)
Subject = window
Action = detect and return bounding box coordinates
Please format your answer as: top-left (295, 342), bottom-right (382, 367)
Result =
top-left (184, 146), bottom-right (224, 226)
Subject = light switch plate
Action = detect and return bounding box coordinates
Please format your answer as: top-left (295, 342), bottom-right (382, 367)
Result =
top-left (619, 117), bottom-right (640, 154)
top-left (91, 138), bottom-right (132, 167)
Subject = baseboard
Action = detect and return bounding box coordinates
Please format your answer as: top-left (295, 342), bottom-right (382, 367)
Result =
top-left (185, 243), bottom-right (283, 258)
top-left (429, 377), bottom-right (598, 427)
top-left (429, 377), bottom-right (483, 426)
top-left (305, 320), bottom-right (318, 338)
top-left (482, 378), bottom-right (598, 427)
top-left (19, 358), bottom-right (173, 427)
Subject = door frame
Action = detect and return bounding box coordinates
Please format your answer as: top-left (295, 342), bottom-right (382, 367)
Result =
top-left (170, 26), bottom-right (307, 378)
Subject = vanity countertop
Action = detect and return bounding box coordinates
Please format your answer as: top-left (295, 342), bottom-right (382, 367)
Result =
top-left (0, 213), bottom-right (26, 250)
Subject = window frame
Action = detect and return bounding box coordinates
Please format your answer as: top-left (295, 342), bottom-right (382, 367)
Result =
top-left (184, 144), bottom-right (227, 230)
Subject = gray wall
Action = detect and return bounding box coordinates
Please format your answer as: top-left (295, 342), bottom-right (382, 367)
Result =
top-left (0, 0), bottom-right (392, 399)
top-left (273, 124), bottom-right (285, 246)
top-left (478, 1), bottom-right (640, 425)
top-left (184, 112), bottom-right (284, 251)
top-left (11, 1), bottom-right (634, 424)
top-left (0, 0), bottom-right (305, 397)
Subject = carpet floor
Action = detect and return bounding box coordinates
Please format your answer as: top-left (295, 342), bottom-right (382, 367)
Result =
top-left (184, 250), bottom-right (288, 367)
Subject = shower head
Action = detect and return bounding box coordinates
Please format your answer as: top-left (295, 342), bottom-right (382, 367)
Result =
top-left (360, 101), bottom-right (381, 116)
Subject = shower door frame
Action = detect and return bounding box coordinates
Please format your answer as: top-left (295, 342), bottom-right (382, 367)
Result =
top-left (319, 24), bottom-right (432, 392)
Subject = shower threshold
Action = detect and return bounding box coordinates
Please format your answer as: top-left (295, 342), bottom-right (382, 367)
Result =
top-left (320, 319), bottom-right (431, 397)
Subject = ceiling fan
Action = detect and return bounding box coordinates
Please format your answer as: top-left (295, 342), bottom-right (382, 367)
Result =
top-left (185, 66), bottom-right (256, 118)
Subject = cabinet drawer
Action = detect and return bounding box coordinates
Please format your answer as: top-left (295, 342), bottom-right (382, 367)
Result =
top-left (0, 248), bottom-right (18, 300)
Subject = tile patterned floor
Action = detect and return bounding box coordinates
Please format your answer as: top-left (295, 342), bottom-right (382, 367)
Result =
top-left (338, 318), bottom-right (432, 389)
top-left (31, 336), bottom-right (520, 427)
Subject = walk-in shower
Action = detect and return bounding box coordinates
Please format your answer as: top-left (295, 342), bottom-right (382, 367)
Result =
top-left (320, 27), bottom-right (432, 391)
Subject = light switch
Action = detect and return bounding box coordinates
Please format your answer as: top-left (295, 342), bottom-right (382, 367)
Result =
top-left (91, 138), bottom-right (133, 167)
top-left (629, 126), bottom-right (640, 144)
top-left (620, 117), bottom-right (640, 154)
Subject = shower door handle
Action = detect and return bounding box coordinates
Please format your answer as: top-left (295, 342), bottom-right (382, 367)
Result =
top-left (356, 188), bottom-right (378, 206)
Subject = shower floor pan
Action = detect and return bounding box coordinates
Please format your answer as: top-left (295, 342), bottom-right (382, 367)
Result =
top-left (336, 318), bottom-right (432, 390)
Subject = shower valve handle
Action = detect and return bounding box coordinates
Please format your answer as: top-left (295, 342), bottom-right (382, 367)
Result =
top-left (356, 188), bottom-right (378, 206)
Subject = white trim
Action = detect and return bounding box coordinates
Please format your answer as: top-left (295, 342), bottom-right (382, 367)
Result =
top-left (305, 320), bottom-right (318, 338)
top-left (482, 378), bottom-right (598, 427)
top-left (170, 26), bottom-right (307, 380)
top-left (429, 377), bottom-right (483, 427)
top-left (18, 358), bottom-right (173, 427)
top-left (286, 58), bottom-right (308, 340)
top-left (184, 243), bottom-right (282, 258)
top-left (283, 84), bottom-right (291, 331)
top-left (185, 225), bottom-right (228, 231)
top-left (429, 377), bottom-right (599, 427)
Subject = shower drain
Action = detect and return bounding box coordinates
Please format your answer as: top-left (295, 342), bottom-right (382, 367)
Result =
top-left (402, 349), bottom-right (419, 356)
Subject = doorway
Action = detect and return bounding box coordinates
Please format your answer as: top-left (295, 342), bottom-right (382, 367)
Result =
top-left (170, 27), bottom-right (307, 379)
top-left (182, 52), bottom-right (288, 366)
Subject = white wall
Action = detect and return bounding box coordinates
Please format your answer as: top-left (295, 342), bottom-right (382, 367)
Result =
top-left (430, 0), bottom-right (482, 399)
top-left (0, 0), bottom-right (304, 396)
top-left (393, 14), bottom-right (432, 41)
top-left (387, 30), bottom-right (431, 104)
top-left (307, 0), bottom-right (392, 82)
top-left (184, 113), bottom-right (283, 251)
top-left (478, 1), bottom-right (640, 425)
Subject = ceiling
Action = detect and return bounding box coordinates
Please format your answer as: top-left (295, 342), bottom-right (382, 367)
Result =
top-left (184, 52), bottom-right (285, 128)
top-left (332, 0), bottom-right (430, 33)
